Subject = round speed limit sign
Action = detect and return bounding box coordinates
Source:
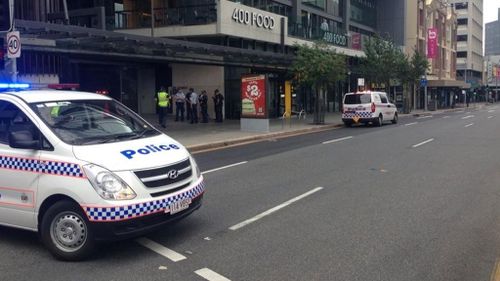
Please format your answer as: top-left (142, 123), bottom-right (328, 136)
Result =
top-left (7, 31), bottom-right (21, 58)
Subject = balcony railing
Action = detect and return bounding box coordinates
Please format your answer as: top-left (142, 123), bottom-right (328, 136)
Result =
top-left (114, 4), bottom-right (217, 29)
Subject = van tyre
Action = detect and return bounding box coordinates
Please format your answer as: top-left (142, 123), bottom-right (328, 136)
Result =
top-left (392, 113), bottom-right (398, 124)
top-left (375, 115), bottom-right (383, 127)
top-left (40, 200), bottom-right (95, 261)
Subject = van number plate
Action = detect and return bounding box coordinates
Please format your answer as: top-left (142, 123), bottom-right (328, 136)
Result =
top-left (167, 198), bottom-right (192, 215)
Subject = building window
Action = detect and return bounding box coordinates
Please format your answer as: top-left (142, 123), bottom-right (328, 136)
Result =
top-left (18, 52), bottom-right (62, 75)
top-left (457, 35), bottom-right (467, 41)
top-left (457, 51), bottom-right (467, 58)
top-left (457, 18), bottom-right (468, 25)
top-left (302, 0), bottom-right (326, 10)
top-left (454, 2), bottom-right (468, 9)
top-left (350, 0), bottom-right (376, 28)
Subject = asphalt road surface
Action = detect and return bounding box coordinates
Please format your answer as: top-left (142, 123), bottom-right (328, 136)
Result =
top-left (2, 105), bottom-right (500, 281)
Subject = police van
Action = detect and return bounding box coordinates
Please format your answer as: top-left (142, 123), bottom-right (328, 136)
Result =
top-left (341, 91), bottom-right (398, 127)
top-left (0, 89), bottom-right (205, 260)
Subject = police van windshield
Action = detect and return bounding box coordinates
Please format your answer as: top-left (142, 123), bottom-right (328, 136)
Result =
top-left (30, 99), bottom-right (160, 145)
top-left (344, 94), bottom-right (372, 104)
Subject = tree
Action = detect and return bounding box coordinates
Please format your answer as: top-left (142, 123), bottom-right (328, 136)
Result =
top-left (291, 42), bottom-right (347, 124)
top-left (358, 35), bottom-right (402, 93)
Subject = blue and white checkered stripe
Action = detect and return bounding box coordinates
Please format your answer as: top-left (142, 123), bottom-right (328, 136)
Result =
top-left (84, 180), bottom-right (206, 222)
top-left (343, 111), bottom-right (373, 118)
top-left (0, 155), bottom-right (84, 178)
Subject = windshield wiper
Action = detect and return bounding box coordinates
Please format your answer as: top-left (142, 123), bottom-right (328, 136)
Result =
top-left (130, 128), bottom-right (159, 139)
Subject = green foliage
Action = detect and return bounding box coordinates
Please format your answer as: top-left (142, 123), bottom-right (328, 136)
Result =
top-left (358, 35), bottom-right (403, 87)
top-left (409, 50), bottom-right (430, 83)
top-left (291, 42), bottom-right (347, 90)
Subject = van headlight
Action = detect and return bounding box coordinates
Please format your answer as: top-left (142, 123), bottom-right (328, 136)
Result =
top-left (190, 155), bottom-right (201, 179)
top-left (83, 164), bottom-right (136, 200)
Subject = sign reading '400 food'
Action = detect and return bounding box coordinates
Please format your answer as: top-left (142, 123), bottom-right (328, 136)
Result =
top-left (323, 31), bottom-right (348, 47)
top-left (232, 8), bottom-right (276, 30)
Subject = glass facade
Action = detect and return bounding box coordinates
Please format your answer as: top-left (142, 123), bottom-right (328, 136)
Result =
top-left (350, 0), bottom-right (376, 28)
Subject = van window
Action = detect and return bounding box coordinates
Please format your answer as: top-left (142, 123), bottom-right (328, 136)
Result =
top-left (0, 100), bottom-right (51, 149)
top-left (380, 94), bottom-right (388, 104)
top-left (31, 99), bottom-right (160, 145)
top-left (344, 94), bottom-right (372, 104)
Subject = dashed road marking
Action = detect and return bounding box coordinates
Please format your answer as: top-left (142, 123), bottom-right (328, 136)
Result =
top-left (416, 115), bottom-right (432, 119)
top-left (229, 187), bottom-right (323, 231)
top-left (465, 123), bottom-right (474, 128)
top-left (136, 238), bottom-right (187, 262)
top-left (405, 122), bottom-right (418, 126)
top-left (442, 116), bottom-right (450, 119)
top-left (322, 136), bottom-right (353, 144)
top-left (488, 116), bottom-right (494, 119)
top-left (488, 110), bottom-right (495, 113)
top-left (195, 268), bottom-right (232, 281)
top-left (461, 115), bottom-right (474, 120)
top-left (202, 161), bottom-right (248, 175)
top-left (412, 138), bottom-right (434, 148)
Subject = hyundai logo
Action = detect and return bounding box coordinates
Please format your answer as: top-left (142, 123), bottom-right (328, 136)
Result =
top-left (166, 169), bottom-right (179, 179)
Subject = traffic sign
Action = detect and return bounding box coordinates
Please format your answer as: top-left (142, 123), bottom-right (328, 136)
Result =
top-left (7, 31), bottom-right (20, 58)
top-left (420, 78), bottom-right (427, 87)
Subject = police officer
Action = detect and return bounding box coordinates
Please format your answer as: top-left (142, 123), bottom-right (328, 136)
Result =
top-left (213, 89), bottom-right (224, 122)
top-left (174, 88), bottom-right (186, 122)
top-left (199, 90), bottom-right (209, 123)
top-left (155, 86), bottom-right (170, 128)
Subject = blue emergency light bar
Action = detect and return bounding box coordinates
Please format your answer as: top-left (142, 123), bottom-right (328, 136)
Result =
top-left (0, 83), bottom-right (30, 89)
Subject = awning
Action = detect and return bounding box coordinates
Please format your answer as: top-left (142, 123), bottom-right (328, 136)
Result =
top-left (427, 79), bottom-right (469, 89)
top-left (15, 20), bottom-right (293, 69)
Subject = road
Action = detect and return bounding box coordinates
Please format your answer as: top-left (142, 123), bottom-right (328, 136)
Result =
top-left (2, 105), bottom-right (500, 281)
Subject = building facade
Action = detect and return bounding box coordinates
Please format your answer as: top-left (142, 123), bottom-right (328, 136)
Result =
top-left (485, 8), bottom-right (500, 56)
top-left (449, 0), bottom-right (483, 88)
top-left (8, 0), bottom-right (467, 120)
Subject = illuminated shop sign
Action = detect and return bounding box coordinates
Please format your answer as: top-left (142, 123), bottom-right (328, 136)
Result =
top-left (232, 8), bottom-right (276, 30)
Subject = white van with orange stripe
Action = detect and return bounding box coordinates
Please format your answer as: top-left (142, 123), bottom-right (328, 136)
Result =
top-left (0, 90), bottom-right (204, 260)
top-left (341, 91), bottom-right (398, 127)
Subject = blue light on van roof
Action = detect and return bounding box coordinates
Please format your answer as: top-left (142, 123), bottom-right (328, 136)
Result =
top-left (0, 83), bottom-right (30, 89)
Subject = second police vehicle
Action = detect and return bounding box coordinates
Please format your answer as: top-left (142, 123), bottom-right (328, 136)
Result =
top-left (342, 91), bottom-right (398, 127)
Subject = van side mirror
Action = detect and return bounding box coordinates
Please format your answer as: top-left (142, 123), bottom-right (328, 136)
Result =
top-left (8, 125), bottom-right (40, 150)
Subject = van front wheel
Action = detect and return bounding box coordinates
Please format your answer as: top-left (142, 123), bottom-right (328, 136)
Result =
top-left (40, 200), bottom-right (95, 261)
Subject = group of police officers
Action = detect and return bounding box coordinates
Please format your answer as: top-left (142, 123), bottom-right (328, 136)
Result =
top-left (155, 87), bottom-right (224, 128)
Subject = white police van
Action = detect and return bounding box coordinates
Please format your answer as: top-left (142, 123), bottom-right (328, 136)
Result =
top-left (0, 89), bottom-right (205, 260)
top-left (342, 91), bottom-right (398, 127)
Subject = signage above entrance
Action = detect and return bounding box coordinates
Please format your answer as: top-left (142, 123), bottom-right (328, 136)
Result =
top-left (232, 8), bottom-right (276, 30)
top-left (322, 31), bottom-right (347, 47)
top-left (219, 0), bottom-right (286, 45)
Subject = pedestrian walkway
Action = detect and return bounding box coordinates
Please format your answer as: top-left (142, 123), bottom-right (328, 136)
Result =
top-left (143, 103), bottom-right (489, 152)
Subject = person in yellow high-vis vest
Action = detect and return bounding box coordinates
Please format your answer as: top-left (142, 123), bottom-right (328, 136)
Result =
top-left (155, 86), bottom-right (170, 128)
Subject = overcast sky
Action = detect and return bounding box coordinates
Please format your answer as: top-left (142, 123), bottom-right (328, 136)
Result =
top-left (484, 0), bottom-right (500, 24)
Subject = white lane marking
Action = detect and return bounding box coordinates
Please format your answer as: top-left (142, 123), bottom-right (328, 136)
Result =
top-left (461, 115), bottom-right (474, 120)
top-left (442, 116), bottom-right (450, 119)
top-left (405, 122), bottom-right (418, 126)
top-left (202, 161), bottom-right (248, 175)
top-left (322, 136), bottom-right (353, 144)
top-left (465, 123), bottom-right (474, 127)
top-left (416, 115), bottom-right (432, 119)
top-left (229, 187), bottom-right (323, 231)
top-left (136, 238), bottom-right (187, 262)
top-left (488, 110), bottom-right (495, 113)
top-left (195, 268), bottom-right (232, 281)
top-left (488, 116), bottom-right (494, 119)
top-left (412, 138), bottom-right (434, 148)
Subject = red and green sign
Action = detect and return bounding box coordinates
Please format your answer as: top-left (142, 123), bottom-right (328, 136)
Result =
top-left (241, 74), bottom-right (266, 118)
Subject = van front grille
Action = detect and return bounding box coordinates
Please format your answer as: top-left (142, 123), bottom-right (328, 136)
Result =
top-left (134, 158), bottom-right (192, 188)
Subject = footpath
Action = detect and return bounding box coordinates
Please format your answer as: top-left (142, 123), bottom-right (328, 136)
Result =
top-left (144, 104), bottom-right (488, 153)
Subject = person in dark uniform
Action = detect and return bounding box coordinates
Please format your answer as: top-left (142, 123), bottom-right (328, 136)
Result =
top-left (212, 89), bottom-right (224, 122)
top-left (185, 89), bottom-right (192, 121)
top-left (199, 90), bottom-right (209, 123)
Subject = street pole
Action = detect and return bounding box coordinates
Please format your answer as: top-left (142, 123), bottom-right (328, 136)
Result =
top-left (424, 74), bottom-right (428, 111)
